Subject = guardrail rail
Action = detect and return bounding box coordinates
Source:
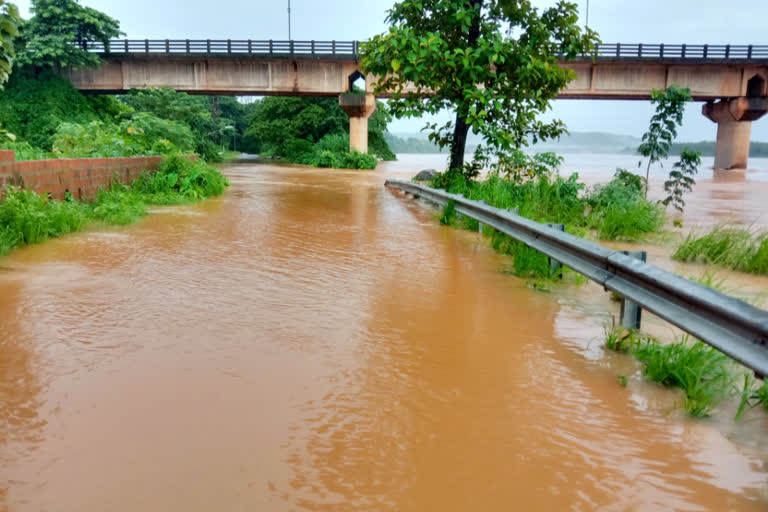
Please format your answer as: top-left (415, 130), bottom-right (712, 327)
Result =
top-left (385, 179), bottom-right (768, 377)
top-left (80, 40), bottom-right (768, 62)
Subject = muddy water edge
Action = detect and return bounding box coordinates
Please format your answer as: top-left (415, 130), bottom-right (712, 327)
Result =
top-left (1, 157), bottom-right (768, 511)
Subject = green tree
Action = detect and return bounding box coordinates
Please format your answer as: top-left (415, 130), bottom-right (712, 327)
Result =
top-left (0, 0), bottom-right (20, 85)
top-left (18, 0), bottom-right (122, 69)
top-left (663, 148), bottom-right (700, 212)
top-left (637, 85), bottom-right (692, 197)
top-left (361, 0), bottom-right (598, 175)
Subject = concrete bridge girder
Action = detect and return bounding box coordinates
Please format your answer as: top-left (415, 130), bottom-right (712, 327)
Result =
top-left (68, 57), bottom-right (768, 161)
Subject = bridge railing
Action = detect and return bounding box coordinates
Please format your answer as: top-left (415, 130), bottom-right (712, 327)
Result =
top-left (385, 179), bottom-right (768, 377)
top-left (82, 40), bottom-right (768, 61)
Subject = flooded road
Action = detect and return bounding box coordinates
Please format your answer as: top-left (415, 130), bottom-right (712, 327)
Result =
top-left (2, 157), bottom-right (768, 511)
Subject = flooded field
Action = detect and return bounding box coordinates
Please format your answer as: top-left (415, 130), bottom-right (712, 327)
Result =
top-left (1, 155), bottom-right (767, 510)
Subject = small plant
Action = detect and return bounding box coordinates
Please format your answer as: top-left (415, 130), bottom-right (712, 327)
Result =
top-left (663, 148), bottom-right (701, 212)
top-left (617, 375), bottom-right (628, 387)
top-left (604, 325), bottom-right (636, 353)
top-left (637, 85), bottom-right (692, 197)
top-left (439, 200), bottom-right (456, 226)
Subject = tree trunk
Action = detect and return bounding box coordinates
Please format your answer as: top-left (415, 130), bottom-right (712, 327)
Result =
top-left (448, 0), bottom-right (483, 173)
top-left (449, 116), bottom-right (470, 171)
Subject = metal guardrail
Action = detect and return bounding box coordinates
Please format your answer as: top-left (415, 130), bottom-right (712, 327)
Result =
top-left (81, 40), bottom-right (768, 62)
top-left (385, 179), bottom-right (768, 377)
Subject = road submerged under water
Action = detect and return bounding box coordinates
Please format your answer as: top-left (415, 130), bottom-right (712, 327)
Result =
top-left (1, 156), bottom-right (768, 511)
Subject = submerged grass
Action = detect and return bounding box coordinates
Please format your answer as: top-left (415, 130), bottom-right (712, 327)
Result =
top-left (674, 226), bottom-right (768, 275)
top-left (0, 155), bottom-right (229, 257)
top-left (603, 325), bottom-right (768, 419)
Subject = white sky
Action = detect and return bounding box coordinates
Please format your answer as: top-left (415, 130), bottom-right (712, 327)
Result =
top-left (15, 0), bottom-right (768, 141)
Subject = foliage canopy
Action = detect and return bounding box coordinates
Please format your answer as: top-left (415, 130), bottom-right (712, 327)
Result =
top-left (361, 0), bottom-right (598, 175)
top-left (18, 0), bottom-right (122, 69)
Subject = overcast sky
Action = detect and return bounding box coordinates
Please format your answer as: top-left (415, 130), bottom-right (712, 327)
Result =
top-left (15, 0), bottom-right (768, 140)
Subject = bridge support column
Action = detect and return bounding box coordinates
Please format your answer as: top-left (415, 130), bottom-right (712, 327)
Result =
top-left (703, 98), bottom-right (768, 170)
top-left (339, 93), bottom-right (376, 154)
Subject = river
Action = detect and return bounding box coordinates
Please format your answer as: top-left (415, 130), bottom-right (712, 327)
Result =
top-left (1, 154), bottom-right (768, 511)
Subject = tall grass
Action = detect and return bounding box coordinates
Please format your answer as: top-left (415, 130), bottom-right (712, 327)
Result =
top-left (0, 156), bottom-right (229, 257)
top-left (435, 170), bottom-right (665, 242)
top-left (674, 226), bottom-right (768, 275)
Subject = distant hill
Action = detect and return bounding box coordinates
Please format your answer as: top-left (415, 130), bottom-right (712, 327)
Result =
top-left (385, 130), bottom-right (644, 154)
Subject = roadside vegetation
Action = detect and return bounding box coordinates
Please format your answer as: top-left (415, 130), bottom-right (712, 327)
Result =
top-left (674, 226), bottom-right (768, 275)
top-left (244, 96), bottom-right (394, 169)
top-left (604, 326), bottom-right (768, 419)
top-left (0, 156), bottom-right (228, 256)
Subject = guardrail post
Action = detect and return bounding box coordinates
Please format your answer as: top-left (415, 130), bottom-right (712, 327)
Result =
top-left (659, 43), bottom-right (664, 58)
top-left (638, 43), bottom-right (642, 57)
top-left (144, 39), bottom-right (149, 53)
top-left (332, 40), bottom-right (336, 55)
top-left (681, 44), bottom-right (686, 58)
top-left (748, 45), bottom-right (753, 59)
top-left (124, 39), bottom-right (128, 53)
top-left (185, 39), bottom-right (190, 53)
top-left (725, 44), bottom-right (730, 58)
top-left (354, 40), bottom-right (359, 57)
top-left (615, 43), bottom-right (620, 57)
top-left (311, 40), bottom-right (315, 54)
top-left (703, 44), bottom-right (708, 58)
top-left (248, 39), bottom-right (252, 53)
top-left (290, 40), bottom-right (294, 55)
top-left (227, 39), bottom-right (232, 54)
top-left (619, 250), bottom-right (647, 329)
top-left (206, 39), bottom-right (211, 53)
top-left (165, 39), bottom-right (169, 53)
top-left (269, 39), bottom-right (273, 54)
top-left (546, 224), bottom-right (565, 278)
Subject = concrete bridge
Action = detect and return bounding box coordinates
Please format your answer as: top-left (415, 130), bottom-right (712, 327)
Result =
top-left (68, 40), bottom-right (768, 169)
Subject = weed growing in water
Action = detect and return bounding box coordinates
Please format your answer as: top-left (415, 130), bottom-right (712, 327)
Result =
top-left (633, 336), bottom-right (731, 417)
top-left (674, 226), bottom-right (768, 275)
top-left (603, 325), bottom-right (637, 353)
top-left (439, 200), bottom-right (456, 226)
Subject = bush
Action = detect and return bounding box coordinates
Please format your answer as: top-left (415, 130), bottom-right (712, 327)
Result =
top-left (0, 140), bottom-right (49, 160)
top-left (51, 113), bottom-right (196, 158)
top-left (133, 155), bottom-right (229, 203)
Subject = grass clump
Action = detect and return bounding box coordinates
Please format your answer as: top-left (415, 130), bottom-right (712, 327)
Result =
top-left (674, 226), bottom-right (768, 275)
top-left (633, 337), bottom-right (731, 417)
top-left (0, 187), bottom-right (88, 251)
top-left (0, 156), bottom-right (229, 257)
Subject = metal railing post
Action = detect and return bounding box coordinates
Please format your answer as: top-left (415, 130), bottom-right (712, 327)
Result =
top-left (124, 39), bottom-right (128, 53)
top-left (659, 43), bottom-right (664, 58)
top-left (546, 224), bottom-right (565, 278)
top-left (165, 39), bottom-right (169, 53)
top-left (311, 40), bottom-right (315, 54)
top-left (619, 250), bottom-right (647, 329)
top-left (748, 45), bottom-right (753, 59)
top-left (185, 39), bottom-right (190, 53)
top-left (227, 39), bottom-right (232, 54)
top-left (269, 39), bottom-right (273, 54)
top-left (703, 44), bottom-right (708, 58)
top-left (615, 43), bottom-right (620, 57)
top-left (332, 40), bottom-right (336, 55)
top-left (725, 44), bottom-right (730, 58)
top-left (681, 44), bottom-right (686, 58)
top-left (248, 39), bottom-right (252, 54)
top-left (206, 39), bottom-right (211, 53)
top-left (290, 40), bottom-right (294, 55)
top-left (638, 43), bottom-right (642, 57)
top-left (144, 39), bottom-right (149, 53)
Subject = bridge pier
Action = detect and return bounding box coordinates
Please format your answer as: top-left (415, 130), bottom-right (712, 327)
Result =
top-left (339, 93), bottom-right (376, 154)
top-left (703, 97), bottom-right (768, 170)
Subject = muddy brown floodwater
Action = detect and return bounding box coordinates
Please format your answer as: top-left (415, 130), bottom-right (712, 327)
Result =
top-left (2, 156), bottom-right (768, 511)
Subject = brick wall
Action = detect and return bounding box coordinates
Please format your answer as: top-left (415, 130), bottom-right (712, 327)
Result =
top-left (0, 150), bottom-right (197, 201)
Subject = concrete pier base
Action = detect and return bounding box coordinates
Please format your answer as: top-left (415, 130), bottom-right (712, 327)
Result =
top-left (339, 93), bottom-right (376, 154)
top-left (703, 97), bottom-right (768, 170)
